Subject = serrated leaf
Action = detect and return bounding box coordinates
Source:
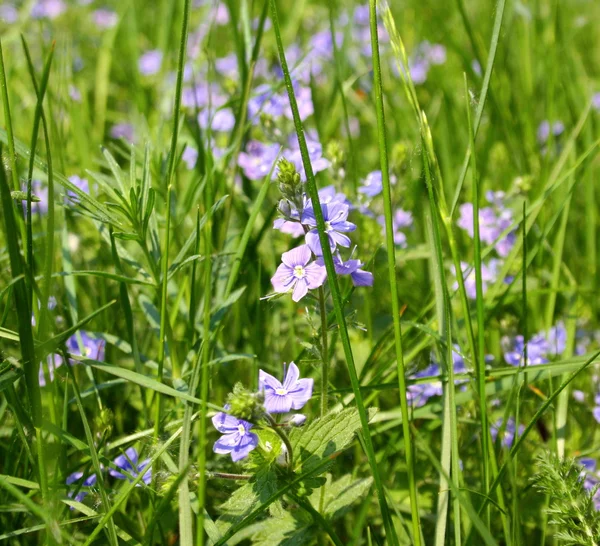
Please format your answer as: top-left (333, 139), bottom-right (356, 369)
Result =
top-left (317, 474), bottom-right (373, 520)
top-left (216, 465), bottom-right (279, 536)
top-left (250, 512), bottom-right (313, 546)
top-left (289, 407), bottom-right (378, 474)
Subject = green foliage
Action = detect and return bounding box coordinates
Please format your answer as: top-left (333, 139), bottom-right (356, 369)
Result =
top-left (533, 452), bottom-right (600, 545)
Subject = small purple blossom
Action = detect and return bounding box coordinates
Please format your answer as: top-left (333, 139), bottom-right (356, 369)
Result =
top-left (66, 175), bottom-right (90, 204)
top-left (593, 93), bottom-right (600, 111)
top-left (359, 171), bottom-right (383, 198)
top-left (271, 245), bottom-right (327, 302)
top-left (377, 209), bottom-right (413, 247)
top-left (138, 50), bottom-right (163, 76)
top-left (238, 140), bottom-right (280, 180)
top-left (537, 120), bottom-right (565, 144)
top-left (66, 331), bottom-right (106, 361)
top-left (452, 259), bottom-right (501, 300)
top-left (39, 353), bottom-right (63, 387)
top-left (66, 470), bottom-right (97, 506)
top-left (182, 146), bottom-right (198, 170)
top-left (284, 132), bottom-right (330, 181)
top-left (109, 447), bottom-right (151, 485)
top-left (327, 254), bottom-right (373, 287)
top-left (212, 411), bottom-right (258, 462)
top-left (259, 362), bottom-right (313, 414)
top-left (0, 3), bottom-right (18, 23)
top-left (92, 8), bottom-right (118, 29)
top-left (273, 217), bottom-right (305, 238)
top-left (110, 123), bottom-right (135, 142)
top-left (198, 106), bottom-right (235, 132)
top-left (21, 179), bottom-right (48, 215)
top-left (302, 201), bottom-right (356, 256)
top-left (502, 322), bottom-right (566, 367)
top-left (490, 417), bottom-right (524, 449)
top-left (31, 0), bottom-right (65, 19)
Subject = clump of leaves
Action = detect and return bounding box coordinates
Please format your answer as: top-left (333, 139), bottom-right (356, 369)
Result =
top-left (533, 451), bottom-right (600, 545)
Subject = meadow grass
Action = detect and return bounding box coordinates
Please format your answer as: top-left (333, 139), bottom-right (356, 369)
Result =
top-left (1, 0), bottom-right (600, 544)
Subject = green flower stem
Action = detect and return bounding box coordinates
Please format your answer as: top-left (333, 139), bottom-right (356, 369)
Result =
top-left (368, 0), bottom-right (421, 543)
top-left (318, 286), bottom-right (329, 418)
top-left (207, 472), bottom-right (251, 481)
top-left (270, 2), bottom-right (398, 543)
top-left (264, 412), bottom-right (294, 469)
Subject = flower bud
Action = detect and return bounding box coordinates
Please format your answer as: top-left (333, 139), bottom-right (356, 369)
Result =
top-left (276, 158), bottom-right (302, 204)
top-left (226, 383), bottom-right (265, 422)
top-left (288, 414), bottom-right (307, 427)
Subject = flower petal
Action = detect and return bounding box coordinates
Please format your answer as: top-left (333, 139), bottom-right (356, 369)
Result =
top-left (259, 369), bottom-right (283, 393)
top-left (271, 263), bottom-right (295, 293)
top-left (231, 432), bottom-right (258, 461)
top-left (263, 391), bottom-right (293, 413)
top-left (281, 245), bottom-right (311, 268)
top-left (304, 262), bottom-right (327, 289)
top-left (213, 432), bottom-right (241, 454)
top-left (283, 362), bottom-right (300, 390)
top-left (212, 411), bottom-right (240, 433)
top-left (305, 230), bottom-right (323, 255)
top-left (288, 378), bottom-right (314, 410)
top-left (291, 279), bottom-right (309, 302)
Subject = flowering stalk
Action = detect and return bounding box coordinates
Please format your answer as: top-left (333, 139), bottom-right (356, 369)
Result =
top-left (318, 286), bottom-right (329, 417)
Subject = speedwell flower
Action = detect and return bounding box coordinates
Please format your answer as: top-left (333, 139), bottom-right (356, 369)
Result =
top-left (271, 245), bottom-right (327, 302)
top-left (212, 411), bottom-right (258, 462)
top-left (302, 201), bottom-right (356, 256)
top-left (109, 447), bottom-right (151, 485)
top-left (259, 362), bottom-right (313, 414)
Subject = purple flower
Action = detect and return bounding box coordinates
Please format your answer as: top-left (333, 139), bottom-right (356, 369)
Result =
top-left (66, 470), bottom-right (97, 506)
top-left (503, 321), bottom-right (567, 367)
top-left (271, 245), bottom-right (327, 302)
top-left (66, 331), bottom-right (106, 361)
top-left (39, 353), bottom-right (63, 387)
top-left (409, 59), bottom-right (429, 84)
top-left (66, 175), bottom-right (90, 204)
top-left (139, 50), bottom-right (162, 76)
top-left (182, 146), bottom-right (198, 170)
top-left (358, 171), bottom-right (383, 197)
top-left (491, 417), bottom-right (524, 449)
top-left (452, 259), bottom-right (501, 300)
top-left (215, 54), bottom-right (238, 79)
top-left (238, 140), bottom-right (280, 180)
top-left (302, 201), bottom-right (356, 256)
top-left (593, 393), bottom-right (600, 424)
top-left (537, 120), bottom-right (564, 144)
top-left (259, 362), bottom-right (313, 413)
top-left (69, 85), bottom-right (82, 102)
top-left (0, 3), bottom-right (18, 23)
top-left (109, 447), bottom-right (151, 485)
top-left (21, 179), bottom-right (48, 215)
top-left (377, 209), bottom-right (413, 247)
top-left (317, 185), bottom-right (350, 207)
top-left (212, 411), bottom-right (258, 462)
top-left (31, 0), bottom-right (65, 19)
top-left (593, 92), bottom-right (600, 112)
top-left (273, 218), bottom-right (305, 238)
top-left (110, 123), bottom-right (135, 142)
top-left (284, 132), bottom-right (330, 181)
top-left (328, 254), bottom-right (373, 287)
top-left (427, 44), bottom-right (447, 65)
top-left (198, 106), bottom-right (235, 132)
top-left (92, 8), bottom-right (118, 29)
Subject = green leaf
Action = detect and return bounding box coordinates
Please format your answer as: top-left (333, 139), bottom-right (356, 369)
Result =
top-left (312, 474), bottom-right (373, 521)
top-left (250, 512), bottom-right (313, 546)
top-left (216, 465), bottom-right (279, 536)
top-left (289, 407), bottom-right (377, 474)
top-left (0, 360), bottom-right (23, 394)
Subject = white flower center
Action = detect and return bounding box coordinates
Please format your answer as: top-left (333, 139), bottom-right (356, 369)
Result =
top-left (237, 424), bottom-right (246, 435)
top-left (324, 221), bottom-right (332, 231)
top-left (275, 388), bottom-right (288, 396)
top-left (293, 265), bottom-right (306, 279)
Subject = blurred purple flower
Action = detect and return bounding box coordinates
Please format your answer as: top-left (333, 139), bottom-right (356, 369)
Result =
top-left (109, 447), bottom-right (151, 485)
top-left (593, 93), bottom-right (600, 111)
top-left (238, 140), bottom-right (280, 180)
top-left (139, 50), bottom-right (162, 76)
top-left (66, 470), bottom-right (97, 506)
top-left (331, 254), bottom-right (373, 287)
top-left (537, 120), bottom-right (565, 144)
top-left (31, 0), bottom-right (65, 19)
top-left (66, 175), bottom-right (89, 204)
top-left (377, 209), bottom-right (413, 247)
top-left (285, 133), bottom-right (330, 181)
top-left (21, 179), bottom-right (48, 215)
top-left (110, 123), bottom-right (135, 142)
top-left (212, 410), bottom-right (258, 462)
top-left (39, 353), bottom-right (63, 387)
top-left (0, 3), bottom-right (18, 23)
top-left (452, 259), bottom-right (501, 300)
top-left (359, 171), bottom-right (383, 198)
top-left (92, 8), bottom-right (118, 29)
top-left (66, 331), bottom-right (106, 361)
top-left (69, 85), bottom-right (82, 102)
top-left (302, 201), bottom-right (356, 256)
top-left (198, 106), bottom-right (235, 132)
top-left (502, 322), bottom-right (567, 367)
top-left (491, 417), bottom-right (524, 449)
top-left (182, 146), bottom-right (198, 170)
top-left (215, 54), bottom-right (238, 79)
top-left (259, 361), bottom-right (313, 413)
top-left (271, 244), bottom-right (327, 302)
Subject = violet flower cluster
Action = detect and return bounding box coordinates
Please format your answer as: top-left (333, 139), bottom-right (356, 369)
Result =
top-left (579, 458), bottom-right (600, 511)
top-left (67, 447), bottom-right (150, 508)
top-left (212, 362), bottom-right (313, 462)
top-left (455, 190), bottom-right (517, 299)
top-left (502, 321), bottom-right (567, 367)
top-left (269, 160), bottom-right (373, 302)
top-left (39, 331), bottom-right (106, 387)
top-left (407, 347), bottom-right (468, 408)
